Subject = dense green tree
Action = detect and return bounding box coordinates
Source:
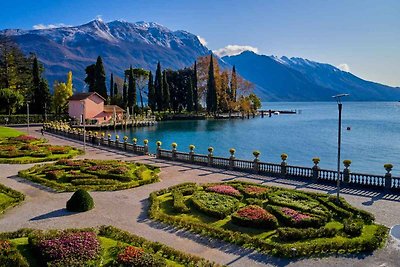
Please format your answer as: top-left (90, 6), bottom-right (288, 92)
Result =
top-left (162, 70), bottom-right (170, 111)
top-left (31, 56), bottom-right (51, 114)
top-left (94, 56), bottom-right (107, 99)
top-left (187, 78), bottom-right (194, 112)
top-left (113, 82), bottom-right (118, 96)
top-left (127, 66), bottom-right (136, 109)
top-left (109, 73), bottom-right (114, 98)
top-left (0, 88), bottom-right (24, 115)
top-left (193, 61), bottom-right (199, 112)
top-left (154, 62), bottom-right (163, 111)
top-left (84, 64), bottom-right (96, 92)
top-left (230, 65), bottom-right (237, 101)
top-left (206, 55), bottom-right (217, 113)
top-left (39, 78), bottom-right (51, 116)
top-left (53, 81), bottom-right (68, 114)
top-left (147, 71), bottom-right (156, 111)
top-left (122, 76), bottom-right (127, 108)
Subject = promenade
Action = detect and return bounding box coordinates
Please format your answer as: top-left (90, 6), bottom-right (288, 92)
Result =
top-left (0, 127), bottom-right (399, 267)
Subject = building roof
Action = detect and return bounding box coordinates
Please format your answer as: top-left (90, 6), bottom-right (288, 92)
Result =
top-left (68, 92), bottom-right (106, 101)
top-left (103, 105), bottom-right (125, 113)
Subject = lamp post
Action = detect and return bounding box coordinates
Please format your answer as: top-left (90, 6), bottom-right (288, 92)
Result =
top-left (332, 93), bottom-right (349, 200)
top-left (80, 100), bottom-right (86, 151)
top-left (26, 101), bottom-right (30, 134)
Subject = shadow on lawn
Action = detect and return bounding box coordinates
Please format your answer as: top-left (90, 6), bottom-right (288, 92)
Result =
top-left (30, 208), bottom-right (77, 221)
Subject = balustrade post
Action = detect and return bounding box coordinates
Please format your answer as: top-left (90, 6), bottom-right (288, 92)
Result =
top-left (229, 148), bottom-right (236, 170)
top-left (189, 145), bottom-right (195, 163)
top-left (384, 164), bottom-right (393, 189)
top-left (107, 134), bottom-right (111, 146)
top-left (281, 153), bottom-right (288, 177)
top-left (208, 147), bottom-right (214, 166)
top-left (123, 136), bottom-right (128, 150)
top-left (253, 150), bottom-right (260, 173)
top-left (156, 141), bottom-right (162, 158)
top-left (115, 135), bottom-right (120, 149)
top-left (132, 138), bottom-right (137, 153)
top-left (171, 143), bottom-right (178, 160)
top-left (312, 158), bottom-right (320, 181)
top-left (343, 160), bottom-right (351, 183)
top-left (100, 133), bottom-right (105, 146)
top-left (143, 139), bottom-right (149, 155)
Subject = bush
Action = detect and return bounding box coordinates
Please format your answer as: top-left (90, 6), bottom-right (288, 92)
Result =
top-left (268, 205), bottom-right (326, 228)
top-left (0, 240), bottom-right (29, 267)
top-left (191, 191), bottom-right (239, 219)
top-left (242, 185), bottom-right (269, 198)
top-left (276, 227), bottom-right (337, 242)
top-left (172, 190), bottom-right (190, 213)
top-left (343, 218), bottom-right (363, 237)
top-left (231, 205), bottom-right (278, 229)
top-left (116, 245), bottom-right (166, 267)
top-left (66, 189), bottom-right (94, 212)
top-left (205, 184), bottom-right (242, 198)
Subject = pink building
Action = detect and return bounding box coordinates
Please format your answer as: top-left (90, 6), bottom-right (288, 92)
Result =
top-left (68, 92), bottom-right (124, 124)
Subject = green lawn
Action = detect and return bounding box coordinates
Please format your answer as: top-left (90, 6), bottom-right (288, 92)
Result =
top-left (0, 127), bottom-right (24, 138)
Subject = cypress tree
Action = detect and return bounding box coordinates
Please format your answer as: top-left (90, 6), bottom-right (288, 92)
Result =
top-left (193, 61), bottom-right (199, 112)
top-left (113, 82), bottom-right (118, 96)
top-left (162, 70), bottom-right (170, 111)
top-left (147, 71), bottom-right (156, 111)
top-left (122, 76), bottom-right (127, 108)
top-left (94, 56), bottom-right (107, 99)
top-left (154, 61), bottom-right (163, 111)
top-left (109, 73), bottom-right (114, 98)
top-left (127, 66), bottom-right (136, 109)
top-left (39, 78), bottom-right (51, 116)
top-left (31, 56), bottom-right (41, 113)
top-left (230, 65), bottom-right (237, 101)
top-left (206, 55), bottom-right (217, 113)
top-left (84, 64), bottom-right (96, 92)
top-left (187, 78), bottom-right (194, 112)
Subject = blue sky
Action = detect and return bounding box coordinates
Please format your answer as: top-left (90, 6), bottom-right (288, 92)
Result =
top-left (1, 0), bottom-right (399, 86)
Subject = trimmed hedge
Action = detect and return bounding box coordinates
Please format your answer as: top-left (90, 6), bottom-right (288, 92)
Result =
top-left (231, 205), bottom-right (278, 229)
top-left (66, 189), bottom-right (94, 212)
top-left (191, 191), bottom-right (239, 219)
top-left (0, 183), bottom-right (25, 214)
top-left (276, 227), bottom-right (338, 242)
top-left (172, 190), bottom-right (190, 213)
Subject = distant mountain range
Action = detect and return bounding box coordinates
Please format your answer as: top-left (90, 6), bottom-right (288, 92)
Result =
top-left (222, 51), bottom-right (400, 101)
top-left (1, 20), bottom-right (399, 101)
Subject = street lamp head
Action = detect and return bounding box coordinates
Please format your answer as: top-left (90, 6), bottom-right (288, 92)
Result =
top-left (332, 93), bottom-right (349, 104)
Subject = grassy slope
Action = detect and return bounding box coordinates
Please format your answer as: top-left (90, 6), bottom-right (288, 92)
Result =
top-left (0, 127), bottom-right (24, 138)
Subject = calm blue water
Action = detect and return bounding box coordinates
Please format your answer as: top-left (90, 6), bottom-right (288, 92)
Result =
top-left (110, 102), bottom-right (400, 176)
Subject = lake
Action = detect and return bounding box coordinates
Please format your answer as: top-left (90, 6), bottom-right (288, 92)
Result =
top-left (110, 102), bottom-right (400, 176)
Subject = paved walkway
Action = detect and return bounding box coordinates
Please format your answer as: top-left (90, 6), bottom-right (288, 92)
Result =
top-left (0, 127), bottom-right (400, 267)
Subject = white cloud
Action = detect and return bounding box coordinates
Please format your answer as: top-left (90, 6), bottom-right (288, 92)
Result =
top-left (337, 63), bottom-right (350, 72)
top-left (33, 23), bottom-right (71, 30)
top-left (197, 36), bottom-right (207, 46)
top-left (213, 45), bottom-right (259, 57)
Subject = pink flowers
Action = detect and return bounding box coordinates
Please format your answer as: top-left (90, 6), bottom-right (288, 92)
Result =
top-left (243, 185), bottom-right (269, 196)
top-left (236, 205), bottom-right (274, 221)
top-left (37, 232), bottom-right (100, 264)
top-left (48, 146), bottom-right (68, 154)
top-left (206, 185), bottom-right (241, 197)
top-left (281, 207), bottom-right (311, 222)
top-left (87, 165), bottom-right (111, 171)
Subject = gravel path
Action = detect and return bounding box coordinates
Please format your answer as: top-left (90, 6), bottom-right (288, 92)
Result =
top-left (0, 127), bottom-right (399, 267)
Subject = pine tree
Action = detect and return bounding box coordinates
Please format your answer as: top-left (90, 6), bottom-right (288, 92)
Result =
top-left (84, 64), bottom-right (96, 92)
top-left (230, 65), bottom-right (237, 101)
top-left (94, 56), bottom-right (107, 99)
top-left (147, 71), bottom-right (156, 111)
top-left (206, 55), bottom-right (217, 113)
top-left (127, 66), bottom-right (136, 109)
top-left (187, 78), bottom-right (194, 112)
top-left (193, 61), bottom-right (199, 112)
top-left (122, 76), bottom-right (127, 108)
top-left (154, 61), bottom-right (163, 111)
top-left (109, 73), bottom-right (114, 98)
top-left (162, 70), bottom-right (170, 111)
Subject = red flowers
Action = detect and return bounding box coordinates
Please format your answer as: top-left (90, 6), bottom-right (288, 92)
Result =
top-left (0, 240), bottom-right (11, 252)
top-left (13, 135), bottom-right (38, 143)
top-left (87, 165), bottom-right (111, 171)
top-left (206, 185), bottom-right (241, 197)
top-left (281, 207), bottom-right (311, 222)
top-left (236, 205), bottom-right (275, 221)
top-left (243, 185), bottom-right (269, 196)
top-left (117, 246), bottom-right (144, 264)
top-left (48, 146), bottom-right (68, 154)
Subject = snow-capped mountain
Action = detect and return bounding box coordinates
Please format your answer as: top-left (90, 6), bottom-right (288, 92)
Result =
top-left (1, 19), bottom-right (210, 89)
top-left (223, 51), bottom-right (400, 101)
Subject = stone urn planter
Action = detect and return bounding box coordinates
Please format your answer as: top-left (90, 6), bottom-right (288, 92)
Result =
top-left (342, 159), bottom-right (351, 183)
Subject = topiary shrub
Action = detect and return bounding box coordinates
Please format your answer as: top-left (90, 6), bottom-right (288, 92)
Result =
top-left (343, 218), bottom-right (363, 237)
top-left (66, 189), bottom-right (94, 212)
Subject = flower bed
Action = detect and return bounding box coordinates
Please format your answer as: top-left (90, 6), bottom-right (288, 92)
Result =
top-left (0, 135), bottom-right (83, 164)
top-left (243, 185), bottom-right (269, 197)
top-left (231, 205), bottom-right (278, 228)
top-left (0, 226), bottom-right (219, 267)
top-left (18, 159), bottom-right (160, 192)
top-left (206, 184), bottom-right (242, 197)
top-left (149, 181), bottom-right (388, 258)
